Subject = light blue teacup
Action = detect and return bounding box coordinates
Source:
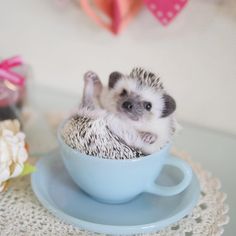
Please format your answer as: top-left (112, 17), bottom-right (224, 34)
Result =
top-left (58, 122), bottom-right (192, 204)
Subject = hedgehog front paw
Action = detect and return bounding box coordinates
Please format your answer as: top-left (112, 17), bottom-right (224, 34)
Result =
top-left (140, 132), bottom-right (157, 144)
top-left (84, 71), bottom-right (103, 96)
top-left (84, 71), bottom-right (99, 83)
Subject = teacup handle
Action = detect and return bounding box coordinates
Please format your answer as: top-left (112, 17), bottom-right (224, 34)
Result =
top-left (146, 155), bottom-right (192, 196)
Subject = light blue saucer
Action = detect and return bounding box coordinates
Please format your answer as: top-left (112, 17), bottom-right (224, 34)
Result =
top-left (31, 150), bottom-right (200, 235)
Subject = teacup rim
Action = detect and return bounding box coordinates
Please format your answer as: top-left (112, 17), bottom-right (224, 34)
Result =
top-left (57, 117), bottom-right (172, 162)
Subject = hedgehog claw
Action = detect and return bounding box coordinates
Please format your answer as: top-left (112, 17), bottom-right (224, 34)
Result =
top-left (140, 132), bottom-right (157, 144)
top-left (84, 71), bottom-right (99, 82)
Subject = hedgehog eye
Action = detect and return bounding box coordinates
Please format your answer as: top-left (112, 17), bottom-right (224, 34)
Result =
top-left (120, 89), bottom-right (127, 96)
top-left (144, 102), bottom-right (152, 111)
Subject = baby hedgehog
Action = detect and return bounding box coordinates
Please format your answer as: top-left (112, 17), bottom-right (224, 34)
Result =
top-left (62, 68), bottom-right (178, 158)
top-left (62, 72), bottom-right (143, 159)
top-left (99, 67), bottom-right (179, 154)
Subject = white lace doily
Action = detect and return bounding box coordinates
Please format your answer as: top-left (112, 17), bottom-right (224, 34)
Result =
top-left (0, 150), bottom-right (229, 236)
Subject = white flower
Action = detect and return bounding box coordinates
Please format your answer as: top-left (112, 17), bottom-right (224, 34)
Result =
top-left (0, 120), bottom-right (28, 192)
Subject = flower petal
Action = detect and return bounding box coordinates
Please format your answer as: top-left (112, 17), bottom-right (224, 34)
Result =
top-left (0, 168), bottom-right (10, 182)
top-left (10, 163), bottom-right (24, 178)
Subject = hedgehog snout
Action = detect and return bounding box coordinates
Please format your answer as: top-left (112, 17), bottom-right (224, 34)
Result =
top-left (122, 101), bottom-right (133, 111)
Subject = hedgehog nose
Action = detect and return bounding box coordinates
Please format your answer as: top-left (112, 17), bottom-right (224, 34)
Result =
top-left (122, 101), bottom-right (133, 111)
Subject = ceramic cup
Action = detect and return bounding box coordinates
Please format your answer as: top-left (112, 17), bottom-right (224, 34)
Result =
top-left (58, 122), bottom-right (192, 204)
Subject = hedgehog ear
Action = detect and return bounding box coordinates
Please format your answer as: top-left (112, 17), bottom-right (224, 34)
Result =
top-left (108, 72), bottom-right (123, 89)
top-left (161, 94), bottom-right (176, 117)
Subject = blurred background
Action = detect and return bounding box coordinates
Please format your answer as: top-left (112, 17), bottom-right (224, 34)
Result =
top-left (0, 0), bottom-right (236, 135)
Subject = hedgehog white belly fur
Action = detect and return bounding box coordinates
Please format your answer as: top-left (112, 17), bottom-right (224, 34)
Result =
top-left (62, 108), bottom-right (143, 159)
top-left (130, 115), bottom-right (179, 154)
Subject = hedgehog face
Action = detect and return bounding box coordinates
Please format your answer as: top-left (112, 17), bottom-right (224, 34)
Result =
top-left (107, 70), bottom-right (176, 122)
top-left (116, 89), bottom-right (145, 121)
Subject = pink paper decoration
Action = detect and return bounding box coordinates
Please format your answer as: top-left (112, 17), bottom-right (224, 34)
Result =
top-left (0, 56), bottom-right (25, 87)
top-left (144, 0), bottom-right (188, 26)
top-left (79, 0), bottom-right (143, 34)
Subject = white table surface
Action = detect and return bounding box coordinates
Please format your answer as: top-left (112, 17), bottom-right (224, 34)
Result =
top-left (28, 85), bottom-right (235, 235)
